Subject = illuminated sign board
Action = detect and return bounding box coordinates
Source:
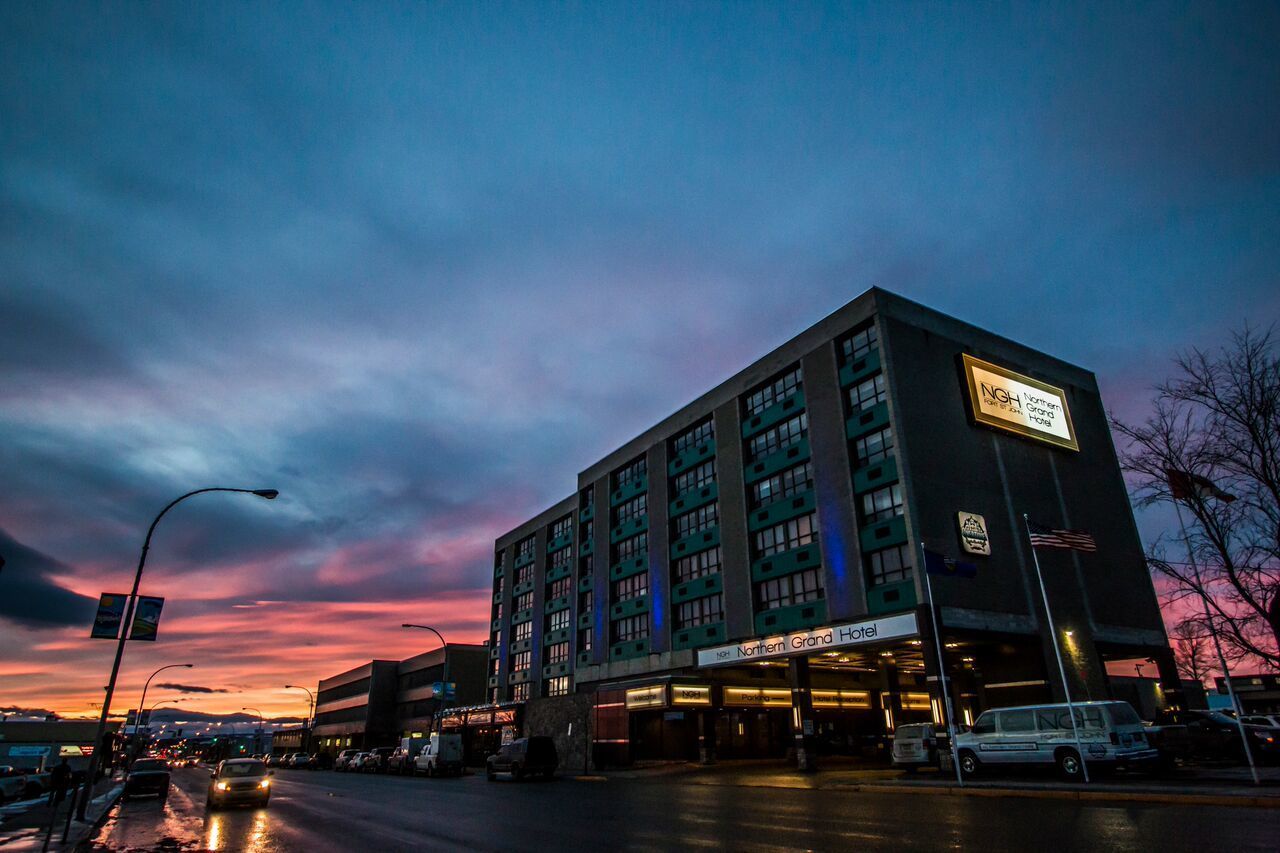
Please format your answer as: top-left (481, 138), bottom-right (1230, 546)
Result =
top-left (696, 612), bottom-right (919, 668)
top-left (961, 354), bottom-right (1078, 451)
top-left (957, 511), bottom-right (991, 556)
top-left (723, 688), bottom-right (792, 708)
top-left (670, 686), bottom-right (712, 706)
top-left (625, 685), bottom-right (668, 710)
top-left (811, 689), bottom-right (871, 709)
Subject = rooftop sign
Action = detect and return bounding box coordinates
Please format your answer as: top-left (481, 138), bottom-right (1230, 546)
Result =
top-left (696, 612), bottom-right (918, 668)
top-left (961, 354), bottom-right (1079, 451)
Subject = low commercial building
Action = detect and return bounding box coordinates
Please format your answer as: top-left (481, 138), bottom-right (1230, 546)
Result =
top-left (1215, 674), bottom-right (1280, 715)
top-left (0, 720), bottom-right (121, 773)
top-left (311, 644), bottom-right (488, 755)
top-left (486, 287), bottom-right (1179, 767)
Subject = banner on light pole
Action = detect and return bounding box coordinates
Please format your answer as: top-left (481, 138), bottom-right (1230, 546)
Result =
top-left (90, 593), bottom-right (130, 639)
top-left (128, 596), bottom-right (165, 641)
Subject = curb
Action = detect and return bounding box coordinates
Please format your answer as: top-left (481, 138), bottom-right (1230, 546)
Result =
top-left (69, 784), bottom-right (123, 852)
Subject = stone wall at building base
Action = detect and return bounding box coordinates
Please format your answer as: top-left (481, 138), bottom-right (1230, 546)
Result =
top-left (525, 694), bottom-right (593, 774)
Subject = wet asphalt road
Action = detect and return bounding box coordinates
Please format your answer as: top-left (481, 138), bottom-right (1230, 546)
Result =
top-left (89, 765), bottom-right (1280, 852)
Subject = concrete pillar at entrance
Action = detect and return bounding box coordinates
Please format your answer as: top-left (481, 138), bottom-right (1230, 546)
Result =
top-left (697, 710), bottom-right (717, 765)
top-left (788, 657), bottom-right (818, 772)
top-left (879, 660), bottom-right (904, 734)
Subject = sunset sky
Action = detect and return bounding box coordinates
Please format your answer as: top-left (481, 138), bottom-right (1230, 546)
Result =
top-left (2, 3), bottom-right (1277, 719)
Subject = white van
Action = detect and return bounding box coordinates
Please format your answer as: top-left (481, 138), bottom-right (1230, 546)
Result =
top-left (954, 700), bottom-right (1158, 780)
top-left (891, 723), bottom-right (943, 771)
top-left (413, 733), bottom-right (464, 777)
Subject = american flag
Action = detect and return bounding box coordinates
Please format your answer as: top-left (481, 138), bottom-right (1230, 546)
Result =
top-left (1027, 520), bottom-right (1097, 552)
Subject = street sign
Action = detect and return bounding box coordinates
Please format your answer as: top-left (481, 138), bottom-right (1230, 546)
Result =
top-left (128, 596), bottom-right (165, 641)
top-left (90, 593), bottom-right (130, 639)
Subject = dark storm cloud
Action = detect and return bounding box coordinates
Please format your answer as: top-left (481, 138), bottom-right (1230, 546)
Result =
top-left (0, 529), bottom-right (97, 627)
top-left (152, 683), bottom-right (229, 694)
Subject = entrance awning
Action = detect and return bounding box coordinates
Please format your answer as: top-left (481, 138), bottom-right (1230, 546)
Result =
top-left (695, 612), bottom-right (919, 669)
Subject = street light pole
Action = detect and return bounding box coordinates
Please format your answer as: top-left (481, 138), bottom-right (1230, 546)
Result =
top-left (75, 486), bottom-right (279, 820)
top-left (134, 664), bottom-right (194, 743)
top-left (243, 707), bottom-right (265, 756)
top-left (402, 624), bottom-right (449, 733)
top-left (284, 685), bottom-right (315, 753)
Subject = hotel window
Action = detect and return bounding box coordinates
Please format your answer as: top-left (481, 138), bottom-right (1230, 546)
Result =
top-left (494, 574), bottom-right (504, 595)
top-left (490, 630), bottom-right (501, 649)
top-left (578, 590), bottom-right (593, 614)
top-left (867, 544), bottom-right (913, 586)
top-left (848, 373), bottom-right (887, 412)
top-left (580, 485), bottom-right (594, 510)
top-left (580, 553), bottom-right (594, 578)
top-left (550, 514), bottom-right (572, 541)
top-left (840, 323), bottom-right (879, 362)
top-left (492, 602), bottom-right (503, 622)
top-left (861, 484), bottom-right (904, 524)
top-left (548, 576), bottom-right (571, 600)
top-left (511, 683), bottom-right (530, 701)
top-left (613, 532), bottom-right (647, 564)
top-left (612, 614), bottom-right (649, 643)
top-left (511, 650), bottom-right (532, 672)
top-left (515, 564), bottom-right (533, 586)
top-left (744, 366), bottom-right (802, 417)
top-left (675, 594), bottom-right (724, 629)
top-left (671, 418), bottom-right (714, 455)
top-left (750, 460), bottom-right (814, 509)
top-left (673, 502), bottom-right (718, 539)
top-left (613, 456), bottom-right (647, 490)
top-left (516, 536), bottom-right (535, 560)
top-left (745, 412), bottom-right (808, 463)
top-left (514, 591), bottom-right (534, 612)
top-left (853, 426), bottom-right (895, 468)
top-left (673, 546), bottom-right (721, 584)
top-left (755, 568), bottom-right (825, 610)
top-left (549, 547), bottom-right (572, 572)
top-left (546, 676), bottom-right (571, 697)
top-left (545, 641), bottom-right (570, 665)
top-left (672, 459), bottom-right (716, 497)
top-left (612, 572), bottom-right (649, 602)
top-left (495, 551), bottom-right (506, 572)
top-left (753, 513), bottom-right (817, 558)
top-left (580, 520), bottom-right (593, 546)
top-left (490, 657), bottom-right (500, 677)
top-left (578, 626), bottom-right (593, 652)
top-left (547, 608), bottom-right (571, 633)
top-left (613, 493), bottom-right (647, 526)
top-left (513, 621), bottom-right (532, 642)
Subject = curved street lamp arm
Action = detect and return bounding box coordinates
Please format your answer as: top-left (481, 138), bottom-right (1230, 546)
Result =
top-left (401, 623), bottom-right (447, 651)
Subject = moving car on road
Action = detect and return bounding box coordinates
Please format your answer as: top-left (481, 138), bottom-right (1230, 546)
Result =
top-left (123, 758), bottom-right (171, 803)
top-left (414, 733), bottom-right (464, 777)
top-left (955, 701), bottom-right (1157, 780)
top-left (486, 737), bottom-right (558, 781)
top-left (207, 758), bottom-right (273, 810)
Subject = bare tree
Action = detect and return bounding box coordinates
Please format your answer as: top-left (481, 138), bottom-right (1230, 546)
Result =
top-left (1112, 326), bottom-right (1280, 672)
top-left (1169, 620), bottom-right (1213, 684)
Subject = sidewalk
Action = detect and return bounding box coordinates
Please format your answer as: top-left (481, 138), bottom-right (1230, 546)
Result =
top-left (0, 778), bottom-right (123, 851)
top-left (578, 759), bottom-right (1280, 808)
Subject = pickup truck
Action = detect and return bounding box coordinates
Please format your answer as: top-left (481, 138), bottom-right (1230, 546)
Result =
top-left (0, 766), bottom-right (48, 803)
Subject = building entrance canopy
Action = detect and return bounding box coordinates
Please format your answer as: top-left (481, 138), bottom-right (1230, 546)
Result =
top-left (695, 612), bottom-right (919, 668)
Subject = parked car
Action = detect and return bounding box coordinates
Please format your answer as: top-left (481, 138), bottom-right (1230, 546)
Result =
top-left (0, 766), bottom-right (44, 803)
top-left (955, 701), bottom-right (1158, 780)
top-left (362, 747), bottom-right (396, 773)
top-left (123, 757), bottom-right (171, 802)
top-left (891, 723), bottom-right (944, 772)
top-left (287, 753), bottom-right (316, 769)
top-left (1142, 721), bottom-right (1192, 770)
top-left (1241, 714), bottom-right (1280, 729)
top-left (333, 749), bottom-right (361, 772)
top-left (385, 746), bottom-right (415, 776)
top-left (347, 752), bottom-right (372, 772)
top-left (414, 733), bottom-right (464, 777)
top-left (1152, 709), bottom-right (1280, 763)
top-left (207, 758), bottom-right (272, 809)
top-left (486, 737), bottom-right (558, 781)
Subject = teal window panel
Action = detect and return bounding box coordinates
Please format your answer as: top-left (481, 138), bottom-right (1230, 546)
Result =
top-left (859, 516), bottom-right (908, 552)
top-left (610, 515), bottom-right (649, 543)
top-left (867, 579), bottom-right (918, 615)
top-left (753, 599), bottom-right (828, 635)
top-left (669, 482), bottom-right (718, 516)
top-left (668, 439), bottom-right (716, 476)
top-left (846, 402), bottom-right (891, 440)
top-left (750, 544), bottom-right (823, 582)
top-left (852, 455), bottom-right (899, 494)
top-left (838, 349), bottom-right (882, 388)
top-left (671, 573), bottom-right (723, 605)
top-left (747, 490), bottom-right (816, 532)
top-left (671, 622), bottom-right (726, 651)
top-left (669, 527), bottom-right (721, 560)
top-left (743, 438), bottom-right (811, 485)
top-left (741, 390), bottom-right (807, 439)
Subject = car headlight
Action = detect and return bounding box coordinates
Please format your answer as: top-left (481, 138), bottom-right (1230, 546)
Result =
top-left (215, 781), bottom-right (229, 791)
top-left (259, 779), bottom-right (270, 788)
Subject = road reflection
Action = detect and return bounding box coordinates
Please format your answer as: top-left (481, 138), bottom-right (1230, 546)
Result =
top-left (202, 806), bottom-right (274, 851)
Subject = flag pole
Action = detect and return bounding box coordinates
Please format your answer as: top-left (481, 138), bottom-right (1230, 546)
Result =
top-left (919, 542), bottom-right (963, 786)
top-left (1022, 514), bottom-right (1090, 783)
top-left (1170, 501), bottom-right (1259, 785)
